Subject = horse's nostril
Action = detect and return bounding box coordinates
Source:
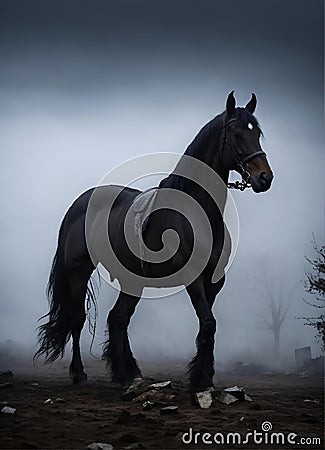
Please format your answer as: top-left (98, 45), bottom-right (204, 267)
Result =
top-left (259, 172), bottom-right (270, 184)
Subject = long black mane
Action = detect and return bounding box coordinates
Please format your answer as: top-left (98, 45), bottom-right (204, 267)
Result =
top-left (158, 113), bottom-right (224, 191)
top-left (159, 107), bottom-right (262, 192)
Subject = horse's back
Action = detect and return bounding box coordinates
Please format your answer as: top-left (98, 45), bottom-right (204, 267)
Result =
top-left (64, 185), bottom-right (139, 225)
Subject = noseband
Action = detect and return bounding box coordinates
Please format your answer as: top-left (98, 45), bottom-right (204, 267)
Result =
top-left (222, 118), bottom-right (266, 191)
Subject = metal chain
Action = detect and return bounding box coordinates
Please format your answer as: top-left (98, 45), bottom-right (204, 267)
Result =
top-left (227, 166), bottom-right (251, 191)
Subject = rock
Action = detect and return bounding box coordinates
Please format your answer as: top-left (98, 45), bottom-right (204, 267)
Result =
top-left (160, 406), bottom-right (178, 415)
top-left (149, 381), bottom-right (172, 390)
top-left (43, 398), bottom-right (53, 405)
top-left (30, 383), bottom-right (39, 388)
top-left (303, 398), bottom-right (320, 404)
top-left (121, 378), bottom-right (174, 401)
top-left (215, 386), bottom-right (252, 405)
top-left (133, 389), bottom-right (176, 404)
top-left (55, 398), bottom-right (66, 403)
top-left (192, 391), bottom-right (213, 409)
top-left (121, 379), bottom-right (153, 401)
top-left (87, 443), bottom-right (114, 450)
top-left (224, 386), bottom-right (246, 401)
top-left (1, 406), bottom-right (16, 414)
top-left (0, 382), bottom-right (13, 389)
top-left (216, 391), bottom-right (238, 405)
top-left (142, 401), bottom-right (154, 410)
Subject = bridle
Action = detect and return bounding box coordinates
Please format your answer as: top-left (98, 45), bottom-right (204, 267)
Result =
top-left (221, 117), bottom-right (267, 191)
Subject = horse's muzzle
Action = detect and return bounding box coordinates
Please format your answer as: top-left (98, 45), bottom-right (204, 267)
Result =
top-left (250, 171), bottom-right (274, 193)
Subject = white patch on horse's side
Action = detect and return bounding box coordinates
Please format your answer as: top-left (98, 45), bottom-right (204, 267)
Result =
top-left (132, 187), bottom-right (158, 263)
top-left (248, 122), bottom-right (253, 130)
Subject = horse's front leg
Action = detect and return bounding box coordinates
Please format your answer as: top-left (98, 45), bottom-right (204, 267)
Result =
top-left (186, 278), bottom-right (217, 393)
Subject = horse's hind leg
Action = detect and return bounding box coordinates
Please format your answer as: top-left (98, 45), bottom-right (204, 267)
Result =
top-left (68, 262), bottom-right (94, 384)
top-left (103, 291), bottom-right (142, 387)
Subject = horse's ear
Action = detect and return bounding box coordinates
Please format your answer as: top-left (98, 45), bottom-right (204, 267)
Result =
top-left (245, 93), bottom-right (257, 114)
top-left (226, 91), bottom-right (236, 116)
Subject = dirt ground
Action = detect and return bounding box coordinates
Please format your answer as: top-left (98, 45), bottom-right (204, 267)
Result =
top-left (0, 359), bottom-right (323, 450)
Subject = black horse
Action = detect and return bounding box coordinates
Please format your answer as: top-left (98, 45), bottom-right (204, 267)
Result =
top-left (35, 92), bottom-right (273, 393)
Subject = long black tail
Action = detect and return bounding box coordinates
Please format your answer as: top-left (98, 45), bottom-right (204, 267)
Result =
top-left (34, 219), bottom-right (72, 363)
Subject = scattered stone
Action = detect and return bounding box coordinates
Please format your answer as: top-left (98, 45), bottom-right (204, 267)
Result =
top-left (216, 391), bottom-right (238, 405)
top-left (133, 389), bottom-right (176, 404)
top-left (1, 406), bottom-right (16, 415)
top-left (30, 383), bottom-right (39, 388)
top-left (0, 401), bottom-right (8, 406)
top-left (160, 406), bottom-right (178, 415)
top-left (192, 390), bottom-right (213, 409)
top-left (55, 398), bottom-right (66, 403)
top-left (43, 398), bottom-right (53, 405)
top-left (240, 416), bottom-right (245, 422)
top-left (224, 386), bottom-right (246, 401)
top-left (0, 370), bottom-right (14, 379)
top-left (121, 378), bottom-right (175, 402)
top-left (149, 381), bottom-right (172, 390)
top-left (142, 401), bottom-right (154, 410)
top-left (244, 393), bottom-right (253, 402)
top-left (121, 379), bottom-right (153, 401)
top-left (0, 382), bottom-right (13, 389)
top-left (87, 443), bottom-right (114, 450)
top-left (303, 398), bottom-right (320, 404)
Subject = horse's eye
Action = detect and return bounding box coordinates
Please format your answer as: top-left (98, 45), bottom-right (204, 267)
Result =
top-left (248, 123), bottom-right (253, 130)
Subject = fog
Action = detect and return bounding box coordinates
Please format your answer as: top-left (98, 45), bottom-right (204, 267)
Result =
top-left (0, 0), bottom-right (323, 373)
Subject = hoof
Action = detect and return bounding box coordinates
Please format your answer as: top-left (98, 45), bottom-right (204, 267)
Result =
top-left (121, 376), bottom-right (143, 389)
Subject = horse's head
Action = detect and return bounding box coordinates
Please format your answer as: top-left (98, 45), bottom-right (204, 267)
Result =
top-left (222, 91), bottom-right (273, 193)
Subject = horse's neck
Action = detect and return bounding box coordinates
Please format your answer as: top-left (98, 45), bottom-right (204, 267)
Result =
top-left (158, 156), bottom-right (229, 227)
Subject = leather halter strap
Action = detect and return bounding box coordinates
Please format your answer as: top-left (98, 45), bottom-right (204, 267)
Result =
top-left (222, 118), bottom-right (267, 168)
top-left (240, 150), bottom-right (266, 164)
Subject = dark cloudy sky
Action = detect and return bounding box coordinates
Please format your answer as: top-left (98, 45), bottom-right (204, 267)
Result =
top-left (0, 1), bottom-right (323, 368)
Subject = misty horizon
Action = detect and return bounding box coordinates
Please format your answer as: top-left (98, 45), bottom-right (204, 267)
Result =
top-left (0, 0), bottom-right (323, 373)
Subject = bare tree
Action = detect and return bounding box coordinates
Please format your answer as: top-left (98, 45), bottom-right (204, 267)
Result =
top-left (262, 295), bottom-right (290, 354)
top-left (249, 261), bottom-right (291, 357)
top-left (302, 237), bottom-right (325, 350)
